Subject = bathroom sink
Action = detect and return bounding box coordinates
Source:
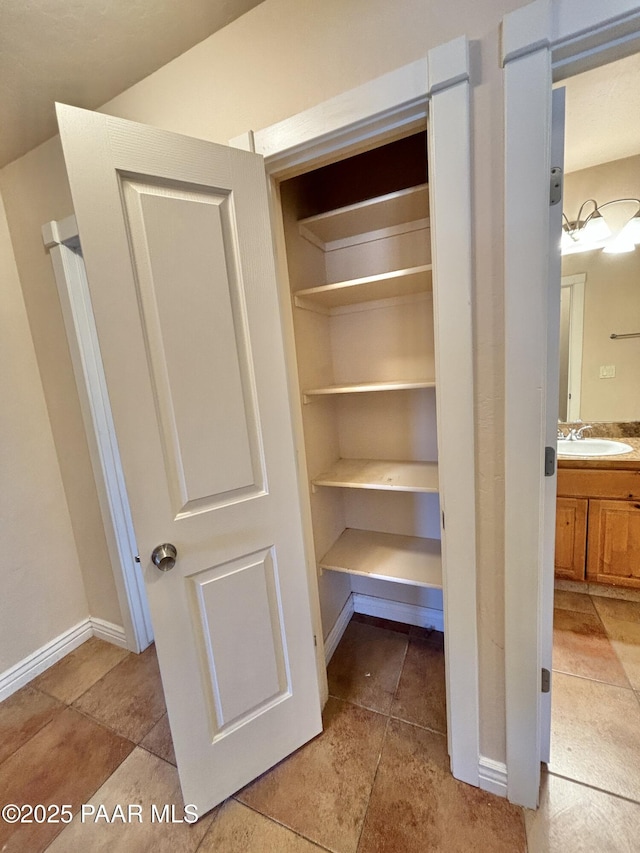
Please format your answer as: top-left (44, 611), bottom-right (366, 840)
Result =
top-left (557, 438), bottom-right (633, 457)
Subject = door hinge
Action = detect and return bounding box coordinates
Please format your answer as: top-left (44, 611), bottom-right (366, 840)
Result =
top-left (544, 446), bottom-right (556, 477)
top-left (134, 555), bottom-right (141, 563)
top-left (550, 166), bottom-right (563, 206)
top-left (313, 634), bottom-right (317, 648)
top-left (541, 667), bottom-right (551, 693)
top-left (442, 511), bottom-right (445, 530)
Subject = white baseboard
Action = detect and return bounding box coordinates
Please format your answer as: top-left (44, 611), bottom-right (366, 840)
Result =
top-left (0, 617), bottom-right (128, 702)
top-left (478, 756), bottom-right (508, 798)
top-left (323, 595), bottom-right (355, 664)
top-left (323, 592), bottom-right (445, 666)
top-left (90, 617), bottom-right (128, 648)
top-left (0, 619), bottom-right (92, 702)
top-left (352, 592), bottom-right (444, 632)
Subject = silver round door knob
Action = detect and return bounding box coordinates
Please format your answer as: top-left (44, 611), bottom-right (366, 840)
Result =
top-left (151, 543), bottom-right (177, 572)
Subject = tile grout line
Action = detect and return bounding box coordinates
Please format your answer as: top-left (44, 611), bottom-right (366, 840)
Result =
top-left (588, 593), bottom-right (608, 632)
top-left (63, 648), bottom-right (137, 707)
top-left (36, 727), bottom-right (136, 851)
top-left (391, 635), bottom-right (410, 702)
top-left (354, 713), bottom-right (392, 853)
top-left (554, 593), bottom-right (638, 690)
top-left (594, 609), bottom-right (640, 692)
top-left (388, 710), bottom-right (446, 737)
top-left (546, 770), bottom-right (640, 807)
top-left (27, 638), bottom-right (134, 707)
top-left (65, 698), bottom-right (160, 746)
top-left (0, 696), bottom-right (66, 772)
top-left (0, 645), bottom-right (147, 822)
top-left (551, 667), bottom-right (633, 691)
top-left (225, 798), bottom-right (335, 852)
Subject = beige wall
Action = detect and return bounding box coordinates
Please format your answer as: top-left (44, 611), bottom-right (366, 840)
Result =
top-left (0, 0), bottom-right (533, 762)
top-left (0, 138), bottom-right (123, 633)
top-left (0, 192), bottom-right (89, 671)
top-left (562, 155), bottom-right (640, 422)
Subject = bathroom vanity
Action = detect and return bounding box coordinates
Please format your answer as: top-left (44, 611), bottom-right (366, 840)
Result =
top-left (555, 437), bottom-right (640, 587)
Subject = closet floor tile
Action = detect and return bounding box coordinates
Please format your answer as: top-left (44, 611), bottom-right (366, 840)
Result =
top-left (526, 771), bottom-right (640, 853)
top-left (140, 712), bottom-right (176, 765)
top-left (0, 685), bottom-right (63, 765)
top-left (391, 636), bottom-right (446, 733)
top-left (327, 620), bottom-right (407, 714)
top-left (358, 718), bottom-right (526, 853)
top-left (199, 800), bottom-right (328, 852)
top-left (45, 747), bottom-right (215, 853)
top-left (596, 614), bottom-right (640, 691)
top-left (0, 707), bottom-right (133, 853)
top-left (72, 645), bottom-right (166, 743)
top-left (592, 597), bottom-right (640, 623)
top-left (549, 672), bottom-right (640, 802)
top-left (553, 590), bottom-right (596, 614)
top-left (31, 637), bottom-right (129, 704)
top-left (552, 608), bottom-right (629, 686)
top-left (237, 697), bottom-right (387, 853)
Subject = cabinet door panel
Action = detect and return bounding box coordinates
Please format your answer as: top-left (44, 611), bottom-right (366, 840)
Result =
top-left (554, 497), bottom-right (587, 581)
top-left (587, 499), bottom-right (640, 588)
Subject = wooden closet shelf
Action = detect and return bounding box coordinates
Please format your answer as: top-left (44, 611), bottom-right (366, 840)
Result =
top-left (313, 458), bottom-right (438, 493)
top-left (303, 379), bottom-right (435, 402)
top-left (319, 528), bottom-right (442, 589)
top-left (298, 184), bottom-right (429, 248)
top-left (294, 265), bottom-right (432, 312)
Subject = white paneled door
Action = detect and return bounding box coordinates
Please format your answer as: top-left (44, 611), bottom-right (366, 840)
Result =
top-left (56, 104), bottom-right (322, 815)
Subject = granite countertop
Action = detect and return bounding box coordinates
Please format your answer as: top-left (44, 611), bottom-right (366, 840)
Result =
top-left (558, 436), bottom-right (640, 469)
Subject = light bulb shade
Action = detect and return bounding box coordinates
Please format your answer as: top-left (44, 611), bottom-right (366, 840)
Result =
top-left (582, 211), bottom-right (611, 243)
top-left (617, 212), bottom-right (640, 245)
top-left (603, 231), bottom-right (636, 254)
top-left (562, 200), bottom-right (640, 255)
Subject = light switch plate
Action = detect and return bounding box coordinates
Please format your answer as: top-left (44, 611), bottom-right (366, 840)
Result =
top-left (599, 364), bottom-right (616, 379)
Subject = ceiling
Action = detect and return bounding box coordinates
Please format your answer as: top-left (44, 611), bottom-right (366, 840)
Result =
top-left (1, 3), bottom-right (639, 172)
top-left (0, 0), bottom-right (265, 168)
top-left (561, 51), bottom-right (640, 174)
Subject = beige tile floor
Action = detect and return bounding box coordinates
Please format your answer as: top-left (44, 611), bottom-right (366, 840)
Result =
top-left (0, 600), bottom-right (639, 851)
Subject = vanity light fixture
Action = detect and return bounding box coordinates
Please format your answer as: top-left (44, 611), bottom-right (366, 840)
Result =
top-left (561, 198), bottom-right (640, 255)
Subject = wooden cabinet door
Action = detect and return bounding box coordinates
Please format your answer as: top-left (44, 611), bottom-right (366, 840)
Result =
top-left (554, 497), bottom-right (588, 581)
top-left (587, 499), bottom-right (640, 588)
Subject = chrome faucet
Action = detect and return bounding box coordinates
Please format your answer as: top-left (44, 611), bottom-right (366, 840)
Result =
top-left (565, 424), bottom-right (593, 441)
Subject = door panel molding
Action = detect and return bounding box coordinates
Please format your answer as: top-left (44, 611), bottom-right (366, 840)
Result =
top-left (120, 178), bottom-right (266, 514)
top-left (189, 546), bottom-right (290, 736)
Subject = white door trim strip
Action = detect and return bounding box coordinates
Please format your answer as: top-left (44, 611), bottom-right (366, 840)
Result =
top-left (502, 0), bottom-right (640, 809)
top-left (42, 217), bottom-right (153, 655)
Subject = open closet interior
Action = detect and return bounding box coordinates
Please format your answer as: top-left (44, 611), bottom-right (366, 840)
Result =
top-left (279, 132), bottom-right (445, 640)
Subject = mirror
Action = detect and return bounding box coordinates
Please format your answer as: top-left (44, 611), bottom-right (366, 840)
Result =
top-left (558, 61), bottom-right (640, 424)
top-left (559, 205), bottom-right (640, 422)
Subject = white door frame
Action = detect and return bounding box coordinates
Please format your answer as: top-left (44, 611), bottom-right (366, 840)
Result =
top-left (233, 38), bottom-right (483, 792)
top-left (42, 216), bottom-right (153, 654)
top-left (502, 0), bottom-right (640, 808)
